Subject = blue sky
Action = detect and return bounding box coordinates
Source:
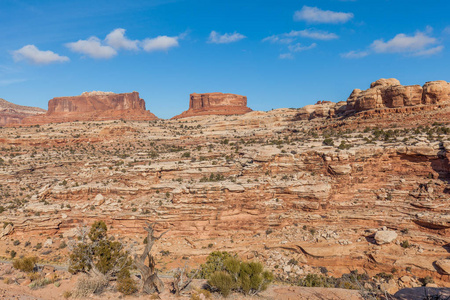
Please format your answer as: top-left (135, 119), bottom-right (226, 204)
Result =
top-left (1, 0), bottom-right (449, 119)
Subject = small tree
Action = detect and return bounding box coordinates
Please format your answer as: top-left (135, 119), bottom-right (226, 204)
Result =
top-left (69, 221), bottom-right (133, 295)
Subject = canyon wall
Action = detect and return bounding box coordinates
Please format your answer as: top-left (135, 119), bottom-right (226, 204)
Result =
top-left (172, 92), bottom-right (252, 119)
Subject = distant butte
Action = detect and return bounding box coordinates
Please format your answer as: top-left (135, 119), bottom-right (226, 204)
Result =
top-left (0, 98), bottom-right (46, 126)
top-left (22, 91), bottom-right (158, 124)
top-left (171, 92), bottom-right (252, 119)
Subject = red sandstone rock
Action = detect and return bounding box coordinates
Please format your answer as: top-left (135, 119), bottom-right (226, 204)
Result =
top-left (172, 93), bottom-right (252, 119)
top-left (422, 81), bottom-right (450, 104)
top-left (0, 98), bottom-right (46, 126)
top-left (22, 91), bottom-right (158, 124)
top-left (346, 79), bottom-right (450, 114)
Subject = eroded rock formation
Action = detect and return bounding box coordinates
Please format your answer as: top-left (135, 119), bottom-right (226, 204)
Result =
top-left (0, 98), bottom-right (46, 126)
top-left (346, 78), bottom-right (450, 113)
top-left (172, 93), bottom-right (252, 119)
top-left (296, 79), bottom-right (450, 120)
top-left (22, 91), bottom-right (158, 124)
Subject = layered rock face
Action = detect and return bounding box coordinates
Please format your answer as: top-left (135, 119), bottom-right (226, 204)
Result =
top-left (346, 79), bottom-right (450, 113)
top-left (22, 91), bottom-right (157, 124)
top-left (0, 106), bottom-right (449, 291)
top-left (0, 98), bottom-right (46, 126)
top-left (172, 93), bottom-right (252, 119)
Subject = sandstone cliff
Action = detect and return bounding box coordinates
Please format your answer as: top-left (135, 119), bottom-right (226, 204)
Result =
top-left (22, 91), bottom-right (158, 124)
top-left (346, 78), bottom-right (450, 113)
top-left (172, 92), bottom-right (252, 119)
top-left (295, 79), bottom-right (450, 120)
top-left (0, 98), bottom-right (46, 126)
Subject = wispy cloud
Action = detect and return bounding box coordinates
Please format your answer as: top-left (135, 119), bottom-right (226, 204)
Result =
top-left (412, 45), bottom-right (444, 56)
top-left (105, 28), bottom-right (139, 50)
top-left (263, 29), bottom-right (338, 44)
top-left (208, 31), bottom-right (246, 44)
top-left (288, 43), bottom-right (317, 52)
top-left (294, 6), bottom-right (353, 24)
top-left (371, 31), bottom-right (438, 54)
top-left (262, 35), bottom-right (294, 44)
top-left (0, 78), bottom-right (27, 86)
top-left (66, 37), bottom-right (117, 59)
top-left (342, 28), bottom-right (443, 58)
top-left (141, 35), bottom-right (179, 52)
top-left (12, 45), bottom-right (69, 65)
top-left (279, 53), bottom-right (294, 60)
top-left (288, 29), bottom-right (338, 40)
top-left (340, 50), bottom-right (369, 59)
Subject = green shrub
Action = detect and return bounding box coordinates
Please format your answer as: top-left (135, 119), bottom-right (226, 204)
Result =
top-left (12, 256), bottom-right (38, 272)
top-left (198, 251), bottom-right (235, 279)
top-left (400, 240), bottom-right (410, 248)
top-left (208, 271), bottom-right (234, 297)
top-left (116, 268), bottom-right (137, 295)
top-left (203, 252), bottom-right (273, 297)
top-left (323, 138), bottom-right (334, 146)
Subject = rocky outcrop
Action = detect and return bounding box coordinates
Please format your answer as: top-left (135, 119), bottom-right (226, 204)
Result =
top-left (0, 98), bottom-right (46, 126)
top-left (22, 91), bottom-right (158, 124)
top-left (293, 101), bottom-right (346, 120)
top-left (346, 79), bottom-right (450, 113)
top-left (172, 93), bottom-right (252, 119)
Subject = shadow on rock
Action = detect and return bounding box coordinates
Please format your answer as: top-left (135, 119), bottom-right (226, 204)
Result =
top-left (394, 287), bottom-right (450, 300)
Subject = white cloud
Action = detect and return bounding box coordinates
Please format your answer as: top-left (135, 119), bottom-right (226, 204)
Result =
top-left (66, 37), bottom-right (117, 59)
top-left (371, 32), bottom-right (438, 54)
top-left (342, 29), bottom-right (443, 59)
top-left (294, 6), bottom-right (353, 24)
top-left (105, 28), bottom-right (139, 50)
top-left (340, 50), bottom-right (369, 59)
top-left (262, 35), bottom-right (294, 44)
top-left (287, 29), bottom-right (338, 40)
top-left (279, 53), bottom-right (294, 59)
top-left (288, 43), bottom-right (317, 52)
top-left (412, 45), bottom-right (444, 56)
top-left (12, 45), bottom-right (69, 65)
top-left (141, 35), bottom-right (179, 52)
top-left (263, 29), bottom-right (338, 44)
top-left (208, 31), bottom-right (246, 44)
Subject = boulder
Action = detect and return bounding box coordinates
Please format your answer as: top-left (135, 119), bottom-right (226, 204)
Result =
top-left (435, 259), bottom-right (450, 275)
top-left (374, 230), bottom-right (398, 245)
top-left (172, 93), bottom-right (252, 119)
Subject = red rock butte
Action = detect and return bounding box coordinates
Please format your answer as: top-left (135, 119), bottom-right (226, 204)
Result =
top-left (171, 92), bottom-right (252, 119)
top-left (22, 91), bottom-right (158, 124)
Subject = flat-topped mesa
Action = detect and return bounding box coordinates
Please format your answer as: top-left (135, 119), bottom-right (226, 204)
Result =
top-left (346, 78), bottom-right (450, 113)
top-left (22, 91), bottom-right (158, 124)
top-left (172, 92), bottom-right (252, 119)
